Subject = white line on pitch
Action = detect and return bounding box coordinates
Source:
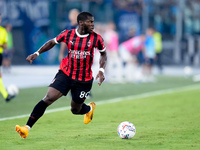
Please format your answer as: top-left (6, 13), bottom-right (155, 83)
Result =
top-left (0, 84), bottom-right (200, 122)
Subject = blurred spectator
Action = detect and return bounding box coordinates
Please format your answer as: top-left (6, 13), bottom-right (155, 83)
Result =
top-left (142, 28), bottom-right (156, 82)
top-left (183, 0), bottom-right (200, 35)
top-left (59, 9), bottom-right (80, 62)
top-left (3, 24), bottom-right (14, 73)
top-left (113, 0), bottom-right (143, 13)
top-left (148, 0), bottom-right (177, 36)
top-left (127, 27), bottom-right (136, 40)
top-left (67, 9), bottom-right (80, 30)
top-left (152, 28), bottom-right (163, 73)
top-left (113, 0), bottom-right (143, 43)
top-left (103, 21), bottom-right (121, 82)
top-left (0, 14), bottom-right (15, 102)
top-left (119, 34), bottom-right (145, 82)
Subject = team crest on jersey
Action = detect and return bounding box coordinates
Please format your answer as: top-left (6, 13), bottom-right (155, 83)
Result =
top-left (87, 40), bottom-right (91, 47)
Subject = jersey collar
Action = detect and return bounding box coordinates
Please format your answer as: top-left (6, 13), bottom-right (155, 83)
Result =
top-left (75, 29), bottom-right (89, 38)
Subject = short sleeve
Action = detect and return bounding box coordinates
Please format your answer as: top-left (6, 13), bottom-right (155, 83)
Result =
top-left (96, 35), bottom-right (106, 52)
top-left (55, 30), bottom-right (68, 44)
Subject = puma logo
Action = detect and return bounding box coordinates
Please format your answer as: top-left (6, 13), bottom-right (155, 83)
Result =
top-left (70, 41), bottom-right (74, 45)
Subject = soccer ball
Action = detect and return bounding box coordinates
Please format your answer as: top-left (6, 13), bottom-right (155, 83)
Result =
top-left (117, 121), bottom-right (136, 139)
top-left (7, 84), bottom-right (19, 96)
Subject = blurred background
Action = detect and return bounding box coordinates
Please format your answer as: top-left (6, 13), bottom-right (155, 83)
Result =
top-left (0, 0), bottom-right (200, 87)
top-left (0, 0), bottom-right (199, 65)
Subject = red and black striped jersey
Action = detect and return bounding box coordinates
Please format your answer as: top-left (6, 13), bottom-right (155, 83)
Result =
top-left (55, 29), bottom-right (106, 82)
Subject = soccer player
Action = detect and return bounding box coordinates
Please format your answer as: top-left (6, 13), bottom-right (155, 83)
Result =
top-left (142, 28), bottom-right (156, 82)
top-left (152, 28), bottom-right (163, 74)
top-left (3, 23), bottom-right (14, 73)
top-left (0, 13), bottom-right (15, 102)
top-left (15, 12), bottom-right (107, 139)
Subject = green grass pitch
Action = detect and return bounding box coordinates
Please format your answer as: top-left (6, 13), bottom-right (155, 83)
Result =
top-left (0, 76), bottom-right (200, 150)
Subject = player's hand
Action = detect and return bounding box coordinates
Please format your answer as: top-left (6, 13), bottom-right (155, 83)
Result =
top-left (95, 71), bottom-right (105, 86)
top-left (26, 53), bottom-right (38, 64)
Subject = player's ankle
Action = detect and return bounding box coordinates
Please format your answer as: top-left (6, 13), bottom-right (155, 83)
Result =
top-left (26, 125), bottom-right (31, 132)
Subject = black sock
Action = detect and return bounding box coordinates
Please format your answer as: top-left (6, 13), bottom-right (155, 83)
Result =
top-left (78, 103), bottom-right (91, 115)
top-left (26, 100), bottom-right (48, 128)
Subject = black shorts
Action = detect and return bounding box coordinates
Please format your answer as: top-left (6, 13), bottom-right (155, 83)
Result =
top-left (49, 70), bottom-right (93, 104)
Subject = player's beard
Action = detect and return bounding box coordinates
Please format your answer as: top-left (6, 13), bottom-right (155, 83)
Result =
top-left (84, 25), bottom-right (91, 34)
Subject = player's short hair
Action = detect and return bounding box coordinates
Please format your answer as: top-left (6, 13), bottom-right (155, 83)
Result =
top-left (77, 12), bottom-right (93, 24)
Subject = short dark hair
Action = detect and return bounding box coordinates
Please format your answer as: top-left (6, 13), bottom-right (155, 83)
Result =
top-left (77, 12), bottom-right (93, 24)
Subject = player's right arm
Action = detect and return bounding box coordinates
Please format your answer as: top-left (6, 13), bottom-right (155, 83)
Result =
top-left (26, 39), bottom-right (57, 64)
top-left (26, 30), bottom-right (67, 64)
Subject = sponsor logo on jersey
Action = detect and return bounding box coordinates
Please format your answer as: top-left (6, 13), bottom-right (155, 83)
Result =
top-left (69, 49), bottom-right (90, 59)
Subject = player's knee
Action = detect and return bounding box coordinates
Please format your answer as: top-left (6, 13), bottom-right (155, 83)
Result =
top-left (43, 95), bottom-right (56, 105)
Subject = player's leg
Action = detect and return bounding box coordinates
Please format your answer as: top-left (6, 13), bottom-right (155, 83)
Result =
top-left (26, 87), bottom-right (63, 127)
top-left (71, 100), bottom-right (96, 124)
top-left (156, 53), bottom-right (163, 73)
top-left (0, 54), bottom-right (14, 102)
top-left (15, 87), bottom-right (63, 139)
top-left (0, 75), bottom-right (8, 99)
top-left (15, 70), bottom-right (68, 139)
top-left (71, 100), bottom-right (90, 115)
top-left (70, 79), bottom-right (95, 124)
top-left (26, 70), bottom-right (70, 128)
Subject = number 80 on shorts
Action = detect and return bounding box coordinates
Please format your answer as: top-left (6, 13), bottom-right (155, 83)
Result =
top-left (79, 91), bottom-right (90, 98)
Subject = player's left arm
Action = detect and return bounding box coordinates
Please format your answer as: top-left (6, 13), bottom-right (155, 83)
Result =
top-left (26, 30), bottom-right (67, 64)
top-left (95, 35), bottom-right (107, 86)
top-left (96, 51), bottom-right (107, 86)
